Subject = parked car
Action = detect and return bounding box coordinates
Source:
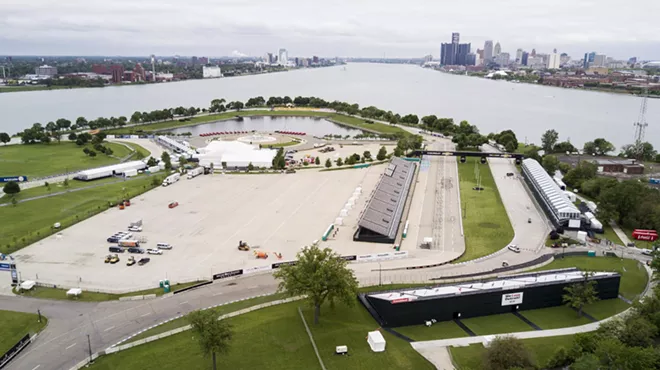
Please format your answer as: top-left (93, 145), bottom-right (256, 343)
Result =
top-left (109, 254), bottom-right (120, 264)
top-left (128, 226), bottom-right (143, 232)
top-left (109, 246), bottom-right (124, 253)
top-left (138, 258), bottom-right (151, 266)
top-left (147, 249), bottom-right (163, 255)
top-left (126, 256), bottom-right (136, 266)
top-left (127, 247), bottom-right (145, 254)
top-left (641, 249), bottom-right (653, 256)
top-left (506, 172), bottom-right (514, 177)
top-left (157, 243), bottom-right (172, 250)
top-left (107, 237), bottom-right (119, 243)
top-left (508, 245), bottom-right (521, 253)
top-left (169, 201), bottom-right (179, 209)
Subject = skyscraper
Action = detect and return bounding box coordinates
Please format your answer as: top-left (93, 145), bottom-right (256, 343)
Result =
top-left (278, 49), bottom-right (288, 65)
top-left (531, 49), bottom-right (536, 57)
top-left (547, 52), bottom-right (560, 69)
top-left (494, 42), bottom-right (501, 57)
top-left (583, 52), bottom-right (596, 68)
top-left (521, 52), bottom-right (529, 66)
top-left (484, 41), bottom-right (494, 62)
top-left (440, 33), bottom-right (470, 65)
top-left (516, 49), bottom-right (523, 64)
top-left (456, 43), bottom-right (471, 65)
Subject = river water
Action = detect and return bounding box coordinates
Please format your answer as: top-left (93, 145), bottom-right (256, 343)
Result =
top-left (1, 63), bottom-right (658, 148)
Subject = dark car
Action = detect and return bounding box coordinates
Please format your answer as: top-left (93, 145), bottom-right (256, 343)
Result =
top-left (109, 246), bottom-right (124, 253)
top-left (138, 258), bottom-right (150, 266)
top-left (128, 247), bottom-right (145, 254)
top-left (107, 237), bottom-right (119, 243)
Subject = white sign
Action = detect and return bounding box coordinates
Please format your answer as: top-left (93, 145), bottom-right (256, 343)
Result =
top-left (501, 292), bottom-right (524, 306)
top-left (357, 251), bottom-right (408, 263)
top-left (243, 265), bottom-right (272, 275)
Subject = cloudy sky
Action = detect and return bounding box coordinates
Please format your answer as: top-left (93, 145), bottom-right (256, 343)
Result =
top-left (2, 0), bottom-right (659, 60)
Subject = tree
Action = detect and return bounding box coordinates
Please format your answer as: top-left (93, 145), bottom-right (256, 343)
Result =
top-left (325, 158), bottom-right (332, 168)
top-left (0, 132), bottom-right (10, 145)
top-left (541, 129), bottom-right (559, 153)
top-left (44, 181), bottom-right (50, 192)
top-left (88, 150), bottom-right (97, 158)
top-left (376, 146), bottom-right (387, 161)
top-left (393, 147), bottom-right (403, 157)
top-left (336, 157), bottom-right (343, 166)
top-left (147, 157), bottom-right (158, 167)
top-left (247, 162), bottom-right (254, 171)
top-left (273, 244), bottom-right (358, 324)
top-left (483, 336), bottom-right (533, 370)
top-left (363, 151), bottom-right (371, 160)
top-left (161, 152), bottom-right (172, 171)
top-left (76, 117), bottom-right (88, 128)
top-left (563, 272), bottom-right (599, 317)
top-left (571, 353), bottom-right (600, 370)
top-left (68, 132), bottom-right (77, 141)
top-left (55, 118), bottom-right (71, 131)
top-left (178, 156), bottom-right (188, 169)
top-left (583, 138), bottom-right (615, 156)
top-left (3, 181), bottom-right (20, 195)
top-left (63, 178), bottom-right (69, 187)
top-left (542, 155), bottom-right (560, 175)
top-left (545, 346), bottom-right (572, 369)
top-left (619, 315), bottom-right (657, 348)
top-left (314, 157), bottom-right (320, 165)
top-left (622, 141), bottom-right (656, 161)
top-left (563, 161), bottom-right (597, 189)
top-left (188, 309), bottom-right (233, 370)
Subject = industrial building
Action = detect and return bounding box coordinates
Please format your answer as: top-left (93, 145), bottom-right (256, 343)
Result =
top-left (590, 158), bottom-right (644, 175)
top-left (194, 140), bottom-right (277, 169)
top-left (74, 161), bottom-right (147, 181)
top-left (353, 157), bottom-right (416, 243)
top-left (522, 158), bottom-right (580, 227)
top-left (156, 136), bottom-right (196, 157)
top-left (202, 66), bottom-right (222, 79)
top-left (34, 65), bottom-right (57, 76)
top-left (360, 268), bottom-right (620, 327)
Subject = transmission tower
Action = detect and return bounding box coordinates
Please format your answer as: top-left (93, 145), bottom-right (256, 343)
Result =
top-left (633, 92), bottom-right (649, 159)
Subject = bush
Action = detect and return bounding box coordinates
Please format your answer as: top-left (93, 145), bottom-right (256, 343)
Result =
top-left (483, 336), bottom-right (533, 370)
top-left (3, 181), bottom-right (20, 195)
top-left (545, 346), bottom-right (572, 369)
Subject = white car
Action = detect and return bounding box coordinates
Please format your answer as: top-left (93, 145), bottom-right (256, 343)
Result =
top-left (157, 243), bottom-right (172, 250)
top-left (508, 245), bottom-right (521, 253)
top-left (641, 249), bottom-right (654, 256)
top-left (128, 226), bottom-right (143, 232)
top-left (147, 249), bottom-right (163, 255)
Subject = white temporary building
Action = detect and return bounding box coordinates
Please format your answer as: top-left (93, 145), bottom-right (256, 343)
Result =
top-left (20, 280), bottom-right (35, 291)
top-left (156, 136), bottom-right (195, 157)
top-left (66, 288), bottom-right (82, 297)
top-left (195, 141), bottom-right (277, 169)
top-left (367, 331), bottom-right (386, 352)
top-left (334, 217), bottom-right (343, 226)
top-left (522, 159), bottom-right (580, 226)
top-left (75, 161), bottom-right (147, 181)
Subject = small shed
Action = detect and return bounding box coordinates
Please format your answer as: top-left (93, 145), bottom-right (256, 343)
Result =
top-left (367, 331), bottom-right (386, 352)
top-left (66, 288), bottom-right (82, 297)
top-left (20, 280), bottom-right (35, 291)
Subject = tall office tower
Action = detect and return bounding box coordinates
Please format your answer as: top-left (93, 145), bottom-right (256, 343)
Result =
top-left (484, 41), bottom-right (494, 62)
top-left (516, 49), bottom-right (523, 64)
top-left (494, 42), bottom-right (501, 57)
top-left (278, 49), bottom-right (288, 65)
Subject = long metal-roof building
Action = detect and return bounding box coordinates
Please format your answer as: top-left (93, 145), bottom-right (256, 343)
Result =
top-left (521, 158), bottom-right (580, 227)
top-left (353, 157), bottom-right (416, 243)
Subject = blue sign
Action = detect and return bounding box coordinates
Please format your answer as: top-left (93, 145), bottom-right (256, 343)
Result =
top-left (0, 176), bottom-right (28, 183)
top-left (0, 263), bottom-right (15, 271)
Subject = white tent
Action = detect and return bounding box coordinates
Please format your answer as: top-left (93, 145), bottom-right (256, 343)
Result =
top-left (344, 203), bottom-right (353, 210)
top-left (339, 209), bottom-right (349, 217)
top-left (66, 288), bottom-right (82, 297)
top-left (20, 280), bottom-right (35, 291)
top-left (334, 217), bottom-right (344, 226)
top-left (347, 198), bottom-right (355, 206)
top-left (367, 331), bottom-right (386, 352)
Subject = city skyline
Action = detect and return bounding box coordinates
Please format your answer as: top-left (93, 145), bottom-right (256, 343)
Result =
top-left (2, 0), bottom-right (660, 60)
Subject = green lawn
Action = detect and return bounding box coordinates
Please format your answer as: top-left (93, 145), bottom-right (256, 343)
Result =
top-left (450, 335), bottom-right (575, 370)
top-left (327, 114), bottom-right (409, 135)
top-left (0, 177), bottom-right (120, 205)
top-left (115, 141), bottom-right (151, 159)
top-left (13, 281), bottom-right (205, 302)
top-left (0, 142), bottom-right (126, 178)
top-left (0, 85), bottom-right (78, 93)
top-left (90, 300), bottom-right (432, 370)
top-left (461, 313), bottom-right (534, 335)
top-left (600, 223), bottom-right (625, 246)
top-left (0, 310), bottom-right (48, 356)
top-left (531, 256), bottom-right (648, 301)
top-left (395, 320), bottom-right (468, 341)
top-left (583, 298), bottom-right (632, 320)
top-left (520, 306), bottom-right (592, 329)
top-left (126, 293), bottom-right (287, 343)
top-left (0, 175), bottom-right (161, 254)
top-left (454, 157), bottom-right (514, 262)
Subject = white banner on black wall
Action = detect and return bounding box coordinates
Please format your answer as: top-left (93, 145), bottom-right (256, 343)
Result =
top-left (501, 292), bottom-right (524, 306)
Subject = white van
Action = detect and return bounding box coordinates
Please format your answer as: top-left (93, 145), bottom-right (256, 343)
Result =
top-left (157, 243), bottom-right (172, 250)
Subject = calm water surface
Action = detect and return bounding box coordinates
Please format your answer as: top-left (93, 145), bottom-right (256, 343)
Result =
top-left (1, 63), bottom-right (658, 148)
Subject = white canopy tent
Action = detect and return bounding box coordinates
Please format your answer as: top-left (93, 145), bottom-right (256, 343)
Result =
top-left (367, 331), bottom-right (386, 352)
top-left (20, 280), bottom-right (35, 291)
top-left (66, 288), bottom-right (82, 297)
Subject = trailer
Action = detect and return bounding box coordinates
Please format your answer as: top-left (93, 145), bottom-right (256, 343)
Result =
top-left (633, 229), bottom-right (658, 241)
top-left (119, 240), bottom-right (140, 248)
top-left (186, 167), bottom-right (204, 179)
top-left (123, 169), bottom-right (138, 178)
top-left (75, 161), bottom-right (147, 181)
top-left (162, 173), bottom-right (181, 187)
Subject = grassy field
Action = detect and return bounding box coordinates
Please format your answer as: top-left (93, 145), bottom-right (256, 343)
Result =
top-left (115, 141), bottom-right (151, 159)
top-left (531, 256), bottom-right (648, 301)
top-left (396, 320), bottom-right (469, 341)
top-left (601, 223), bottom-right (625, 246)
top-left (90, 300), bottom-right (432, 370)
top-left (0, 177), bottom-right (120, 205)
top-left (450, 335), bottom-right (574, 370)
top-left (326, 114), bottom-right (409, 135)
top-left (0, 142), bottom-right (128, 178)
top-left (454, 157), bottom-right (514, 262)
top-left (0, 175), bottom-right (161, 254)
top-left (0, 310), bottom-right (48, 356)
top-left (0, 85), bottom-right (79, 93)
top-left (13, 281), bottom-right (204, 302)
top-left (520, 306), bottom-right (591, 329)
top-left (461, 313), bottom-right (533, 335)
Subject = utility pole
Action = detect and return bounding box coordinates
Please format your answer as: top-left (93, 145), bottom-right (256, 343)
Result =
top-left (37, 309), bottom-right (42, 323)
top-left (87, 334), bottom-right (93, 364)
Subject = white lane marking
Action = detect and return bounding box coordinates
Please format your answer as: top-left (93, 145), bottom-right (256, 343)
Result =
top-left (179, 301), bottom-right (188, 305)
top-left (140, 313), bottom-right (151, 317)
top-left (212, 292), bottom-right (223, 296)
top-left (65, 343), bottom-right (77, 350)
top-left (31, 365), bottom-right (41, 370)
top-left (104, 326), bottom-right (115, 332)
top-left (248, 286), bottom-right (258, 289)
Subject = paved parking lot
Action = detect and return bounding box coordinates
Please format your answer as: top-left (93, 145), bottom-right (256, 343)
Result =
top-left (13, 168), bottom-right (387, 292)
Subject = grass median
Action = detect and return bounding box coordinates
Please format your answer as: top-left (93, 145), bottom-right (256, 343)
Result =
top-left (0, 310), bottom-right (48, 356)
top-left (0, 175), bottom-right (161, 254)
top-left (0, 142), bottom-right (131, 179)
top-left (454, 157), bottom-right (514, 262)
top-left (12, 281), bottom-right (205, 302)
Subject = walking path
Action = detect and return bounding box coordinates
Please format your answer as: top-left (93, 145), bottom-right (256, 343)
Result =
top-left (609, 221), bottom-right (632, 246)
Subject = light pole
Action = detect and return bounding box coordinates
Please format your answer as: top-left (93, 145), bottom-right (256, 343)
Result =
top-left (87, 334), bottom-right (93, 364)
top-left (378, 262), bottom-right (382, 286)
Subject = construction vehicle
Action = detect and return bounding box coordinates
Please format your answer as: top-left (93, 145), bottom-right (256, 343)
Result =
top-left (254, 250), bottom-right (268, 259)
top-left (127, 256), bottom-right (136, 266)
top-left (110, 254), bottom-right (120, 264)
top-left (238, 240), bottom-right (250, 251)
top-left (104, 254), bottom-right (112, 263)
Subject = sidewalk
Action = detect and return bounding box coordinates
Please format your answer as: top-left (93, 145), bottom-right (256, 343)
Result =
top-left (609, 221), bottom-right (632, 246)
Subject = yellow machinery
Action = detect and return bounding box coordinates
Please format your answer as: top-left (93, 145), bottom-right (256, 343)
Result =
top-left (238, 240), bottom-right (250, 251)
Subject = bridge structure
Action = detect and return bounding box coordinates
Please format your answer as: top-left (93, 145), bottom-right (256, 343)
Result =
top-left (410, 150), bottom-right (524, 165)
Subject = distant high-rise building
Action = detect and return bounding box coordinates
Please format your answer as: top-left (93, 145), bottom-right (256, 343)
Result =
top-left (494, 52), bottom-right (510, 66)
top-left (593, 54), bottom-right (607, 67)
top-left (202, 66), bottom-right (222, 78)
top-left (313, 56), bottom-right (319, 64)
top-left (484, 41), bottom-right (494, 62)
top-left (521, 52), bottom-right (529, 66)
top-left (560, 53), bottom-right (570, 65)
top-left (441, 32), bottom-right (470, 65)
top-left (199, 57), bottom-right (209, 65)
top-left (110, 65), bottom-right (124, 83)
top-left (35, 65), bottom-right (57, 76)
top-left (91, 64), bottom-right (109, 74)
top-left (134, 63), bottom-right (146, 81)
top-left (466, 53), bottom-right (477, 66)
top-left (423, 54), bottom-right (433, 63)
top-left (531, 49), bottom-right (536, 57)
top-left (494, 42), bottom-right (501, 56)
top-left (191, 56), bottom-right (199, 66)
top-left (583, 52), bottom-right (596, 68)
top-left (456, 43), bottom-right (471, 65)
top-left (628, 57), bottom-right (638, 65)
top-left (547, 52), bottom-right (560, 69)
top-left (515, 49), bottom-right (523, 64)
top-left (278, 49), bottom-right (288, 65)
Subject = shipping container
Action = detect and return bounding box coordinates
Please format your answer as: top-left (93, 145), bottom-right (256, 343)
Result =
top-left (162, 173), bottom-right (181, 186)
top-left (186, 167), bottom-right (204, 179)
top-left (118, 240), bottom-right (139, 247)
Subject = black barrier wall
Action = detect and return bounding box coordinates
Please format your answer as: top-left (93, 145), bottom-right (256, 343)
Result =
top-left (361, 274), bottom-right (621, 327)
